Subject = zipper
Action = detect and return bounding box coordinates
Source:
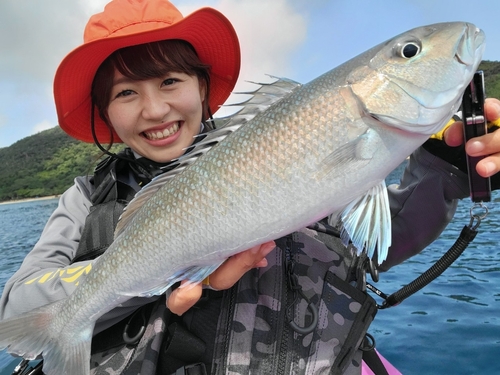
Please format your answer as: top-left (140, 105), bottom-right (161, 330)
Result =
top-left (277, 234), bottom-right (320, 374)
top-left (276, 235), bottom-right (294, 375)
top-left (219, 283), bottom-right (236, 374)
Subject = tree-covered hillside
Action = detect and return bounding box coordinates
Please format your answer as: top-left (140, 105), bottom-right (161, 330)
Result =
top-left (0, 127), bottom-right (123, 201)
top-left (480, 60), bottom-right (500, 99)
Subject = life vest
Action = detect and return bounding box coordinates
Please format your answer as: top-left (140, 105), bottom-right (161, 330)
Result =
top-left (73, 148), bottom-right (159, 263)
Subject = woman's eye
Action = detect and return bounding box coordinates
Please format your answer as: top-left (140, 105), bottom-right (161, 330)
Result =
top-left (115, 89), bottom-right (134, 98)
top-left (162, 78), bottom-right (178, 86)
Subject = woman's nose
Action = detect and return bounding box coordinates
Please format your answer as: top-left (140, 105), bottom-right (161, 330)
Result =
top-left (141, 93), bottom-right (170, 121)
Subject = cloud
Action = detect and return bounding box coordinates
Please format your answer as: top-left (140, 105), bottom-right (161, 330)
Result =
top-left (32, 120), bottom-right (57, 135)
top-left (178, 0), bottom-right (307, 87)
top-left (218, 0), bottom-right (307, 80)
top-left (0, 1), bottom-right (91, 84)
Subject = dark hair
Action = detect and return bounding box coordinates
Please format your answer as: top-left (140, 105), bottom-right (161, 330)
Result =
top-left (91, 39), bottom-right (212, 145)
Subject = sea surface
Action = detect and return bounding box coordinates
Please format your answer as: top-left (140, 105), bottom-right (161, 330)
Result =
top-left (0, 166), bottom-right (499, 374)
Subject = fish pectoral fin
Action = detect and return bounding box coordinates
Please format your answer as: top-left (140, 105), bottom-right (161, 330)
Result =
top-left (314, 130), bottom-right (378, 180)
top-left (337, 180), bottom-right (391, 263)
top-left (135, 262), bottom-right (225, 298)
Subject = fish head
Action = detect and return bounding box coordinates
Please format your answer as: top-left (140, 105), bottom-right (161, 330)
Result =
top-left (347, 22), bottom-right (485, 135)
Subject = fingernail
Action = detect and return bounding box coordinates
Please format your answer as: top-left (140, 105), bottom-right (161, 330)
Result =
top-left (467, 140), bottom-right (484, 154)
top-left (491, 101), bottom-right (500, 115)
top-left (256, 246), bottom-right (272, 258)
top-left (250, 242), bottom-right (275, 255)
top-left (482, 161), bottom-right (496, 176)
top-left (262, 242), bottom-right (276, 255)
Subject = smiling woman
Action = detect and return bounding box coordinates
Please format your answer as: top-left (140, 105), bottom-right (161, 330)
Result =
top-left (92, 40), bottom-right (210, 162)
top-left (107, 70), bottom-right (204, 162)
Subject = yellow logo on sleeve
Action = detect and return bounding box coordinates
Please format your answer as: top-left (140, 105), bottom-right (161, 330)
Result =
top-left (25, 264), bottom-right (92, 286)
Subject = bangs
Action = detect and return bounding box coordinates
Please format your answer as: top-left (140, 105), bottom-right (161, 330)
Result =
top-left (112, 40), bottom-right (210, 80)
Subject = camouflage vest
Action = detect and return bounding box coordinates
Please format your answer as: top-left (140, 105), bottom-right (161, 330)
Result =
top-left (86, 231), bottom-right (377, 375)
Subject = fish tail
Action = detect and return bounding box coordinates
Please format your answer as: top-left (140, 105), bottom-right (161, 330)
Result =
top-left (0, 299), bottom-right (93, 375)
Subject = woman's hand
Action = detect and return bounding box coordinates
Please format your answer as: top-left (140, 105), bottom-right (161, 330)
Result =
top-left (444, 98), bottom-right (500, 177)
top-left (166, 241), bottom-right (276, 315)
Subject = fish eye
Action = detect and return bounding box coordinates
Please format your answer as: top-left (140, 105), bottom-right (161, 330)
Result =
top-left (399, 42), bottom-right (421, 59)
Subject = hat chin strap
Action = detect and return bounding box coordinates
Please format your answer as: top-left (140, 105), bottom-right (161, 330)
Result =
top-left (90, 99), bottom-right (116, 156)
top-left (89, 98), bottom-right (155, 178)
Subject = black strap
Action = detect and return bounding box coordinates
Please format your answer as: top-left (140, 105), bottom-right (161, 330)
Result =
top-left (172, 363), bottom-right (208, 375)
top-left (331, 273), bottom-right (378, 374)
top-left (157, 320), bottom-right (207, 374)
top-left (163, 322), bottom-right (206, 362)
top-left (362, 348), bottom-right (390, 375)
top-left (72, 198), bottom-right (129, 263)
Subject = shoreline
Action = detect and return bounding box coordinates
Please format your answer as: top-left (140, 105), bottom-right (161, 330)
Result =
top-left (0, 195), bottom-right (59, 206)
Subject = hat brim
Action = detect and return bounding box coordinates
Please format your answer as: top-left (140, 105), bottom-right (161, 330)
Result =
top-left (54, 7), bottom-right (240, 143)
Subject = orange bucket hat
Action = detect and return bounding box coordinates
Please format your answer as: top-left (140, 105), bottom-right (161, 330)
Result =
top-left (54, 0), bottom-right (241, 143)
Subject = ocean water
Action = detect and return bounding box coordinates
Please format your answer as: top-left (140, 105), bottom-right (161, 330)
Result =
top-left (0, 198), bottom-right (60, 374)
top-left (0, 172), bottom-right (499, 374)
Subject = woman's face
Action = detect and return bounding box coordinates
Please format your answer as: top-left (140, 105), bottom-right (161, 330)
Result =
top-left (107, 70), bottom-right (205, 163)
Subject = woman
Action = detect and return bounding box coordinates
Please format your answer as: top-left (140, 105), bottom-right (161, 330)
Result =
top-left (1, 0), bottom-right (500, 374)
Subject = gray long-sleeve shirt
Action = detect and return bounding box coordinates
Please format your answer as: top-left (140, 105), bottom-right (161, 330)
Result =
top-left (0, 146), bottom-right (469, 333)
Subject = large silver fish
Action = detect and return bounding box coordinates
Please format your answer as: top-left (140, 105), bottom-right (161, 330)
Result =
top-left (0, 22), bottom-right (484, 374)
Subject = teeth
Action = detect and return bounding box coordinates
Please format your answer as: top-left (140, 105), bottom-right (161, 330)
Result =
top-left (144, 122), bottom-right (179, 140)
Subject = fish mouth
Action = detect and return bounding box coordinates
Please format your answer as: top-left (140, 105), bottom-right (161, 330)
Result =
top-left (455, 23), bottom-right (485, 66)
top-left (142, 122), bottom-right (181, 141)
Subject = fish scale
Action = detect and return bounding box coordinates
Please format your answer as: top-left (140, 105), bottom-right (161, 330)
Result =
top-left (0, 22), bottom-right (485, 375)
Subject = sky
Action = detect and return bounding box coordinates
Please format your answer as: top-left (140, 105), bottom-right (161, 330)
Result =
top-left (1, 0), bottom-right (499, 148)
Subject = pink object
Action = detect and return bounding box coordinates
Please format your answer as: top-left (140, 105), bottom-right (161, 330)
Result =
top-left (362, 350), bottom-right (402, 375)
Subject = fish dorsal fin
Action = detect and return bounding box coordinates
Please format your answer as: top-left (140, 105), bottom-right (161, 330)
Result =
top-left (114, 77), bottom-right (301, 239)
top-left (211, 76), bottom-right (302, 129)
top-left (335, 180), bottom-right (391, 263)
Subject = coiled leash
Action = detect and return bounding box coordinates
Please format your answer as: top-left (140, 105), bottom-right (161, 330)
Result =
top-left (366, 202), bottom-right (489, 309)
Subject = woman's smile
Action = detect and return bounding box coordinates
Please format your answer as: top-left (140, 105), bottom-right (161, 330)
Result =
top-left (142, 121), bottom-right (181, 141)
top-left (107, 71), bottom-right (205, 163)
